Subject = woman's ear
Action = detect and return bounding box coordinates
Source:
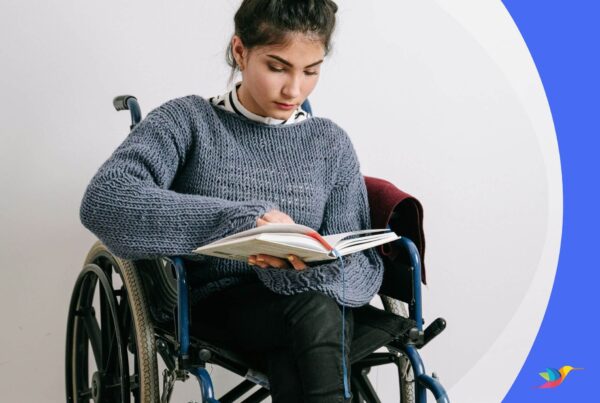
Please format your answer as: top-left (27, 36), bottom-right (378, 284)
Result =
top-left (231, 35), bottom-right (247, 71)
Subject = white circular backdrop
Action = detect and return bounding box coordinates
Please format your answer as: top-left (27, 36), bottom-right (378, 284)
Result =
top-left (0, 1), bottom-right (560, 401)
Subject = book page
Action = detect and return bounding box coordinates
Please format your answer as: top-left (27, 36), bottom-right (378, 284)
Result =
top-left (322, 228), bottom-right (393, 248)
top-left (336, 232), bottom-right (396, 250)
top-left (336, 233), bottom-right (401, 256)
top-left (259, 233), bottom-right (326, 252)
top-left (194, 238), bottom-right (336, 263)
top-left (206, 222), bottom-right (317, 246)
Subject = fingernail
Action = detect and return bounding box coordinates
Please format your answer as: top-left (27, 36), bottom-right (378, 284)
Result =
top-left (248, 258), bottom-right (255, 264)
top-left (287, 255), bottom-right (294, 261)
top-left (256, 257), bottom-right (264, 262)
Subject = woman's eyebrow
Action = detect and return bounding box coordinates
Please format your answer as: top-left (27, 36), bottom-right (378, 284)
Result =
top-left (266, 55), bottom-right (323, 68)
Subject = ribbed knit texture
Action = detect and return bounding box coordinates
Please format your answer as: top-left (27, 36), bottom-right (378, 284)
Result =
top-left (80, 95), bottom-right (384, 307)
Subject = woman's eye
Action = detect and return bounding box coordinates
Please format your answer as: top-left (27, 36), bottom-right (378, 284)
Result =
top-left (267, 65), bottom-right (318, 76)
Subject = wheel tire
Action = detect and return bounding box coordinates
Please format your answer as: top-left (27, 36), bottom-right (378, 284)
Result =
top-left (66, 241), bottom-right (160, 402)
top-left (380, 295), bottom-right (415, 402)
top-left (398, 354), bottom-right (415, 403)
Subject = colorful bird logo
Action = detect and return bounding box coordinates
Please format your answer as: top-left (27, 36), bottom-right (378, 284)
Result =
top-left (537, 366), bottom-right (583, 388)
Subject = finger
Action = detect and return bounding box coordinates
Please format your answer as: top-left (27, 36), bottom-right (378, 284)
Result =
top-left (253, 255), bottom-right (269, 269)
top-left (262, 210), bottom-right (295, 224)
top-left (257, 254), bottom-right (289, 269)
top-left (259, 213), bottom-right (281, 225)
top-left (272, 210), bottom-right (295, 224)
top-left (287, 255), bottom-right (308, 271)
top-left (260, 211), bottom-right (279, 223)
top-left (249, 255), bottom-right (270, 269)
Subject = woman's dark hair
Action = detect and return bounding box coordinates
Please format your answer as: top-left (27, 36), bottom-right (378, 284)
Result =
top-left (225, 0), bottom-right (338, 87)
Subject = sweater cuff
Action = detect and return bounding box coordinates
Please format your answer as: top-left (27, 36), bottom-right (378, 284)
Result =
top-left (224, 200), bottom-right (279, 234)
top-left (195, 200), bottom-right (279, 249)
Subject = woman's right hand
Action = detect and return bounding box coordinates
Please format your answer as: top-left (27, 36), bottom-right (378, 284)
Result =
top-left (256, 209), bottom-right (295, 227)
top-left (252, 209), bottom-right (308, 270)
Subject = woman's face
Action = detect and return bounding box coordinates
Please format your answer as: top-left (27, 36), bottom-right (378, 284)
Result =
top-left (232, 33), bottom-right (325, 120)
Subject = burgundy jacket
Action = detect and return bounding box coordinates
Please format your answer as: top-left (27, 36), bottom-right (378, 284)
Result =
top-left (364, 176), bottom-right (427, 302)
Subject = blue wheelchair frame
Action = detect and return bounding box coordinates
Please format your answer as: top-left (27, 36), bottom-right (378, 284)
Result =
top-left (114, 95), bottom-right (449, 403)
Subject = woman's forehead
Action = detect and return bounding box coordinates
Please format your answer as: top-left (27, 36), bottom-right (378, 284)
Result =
top-left (252, 37), bottom-right (325, 63)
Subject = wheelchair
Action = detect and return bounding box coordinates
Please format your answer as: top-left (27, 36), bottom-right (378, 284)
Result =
top-left (65, 95), bottom-right (450, 403)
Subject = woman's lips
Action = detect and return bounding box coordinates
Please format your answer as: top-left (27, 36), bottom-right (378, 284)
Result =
top-left (274, 102), bottom-right (296, 110)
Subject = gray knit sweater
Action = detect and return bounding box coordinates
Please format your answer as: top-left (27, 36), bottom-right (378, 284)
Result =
top-left (79, 95), bottom-right (384, 307)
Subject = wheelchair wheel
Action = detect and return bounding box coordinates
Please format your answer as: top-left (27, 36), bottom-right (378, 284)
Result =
top-left (381, 295), bottom-right (415, 402)
top-left (397, 354), bottom-right (415, 403)
top-left (65, 241), bottom-right (160, 402)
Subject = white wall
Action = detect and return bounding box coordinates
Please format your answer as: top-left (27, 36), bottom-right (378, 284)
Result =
top-left (0, 1), bottom-right (560, 401)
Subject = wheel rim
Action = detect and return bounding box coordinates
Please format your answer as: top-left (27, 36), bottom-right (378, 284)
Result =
top-left (66, 259), bottom-right (138, 402)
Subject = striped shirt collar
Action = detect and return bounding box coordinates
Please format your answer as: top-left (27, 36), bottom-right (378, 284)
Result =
top-left (209, 81), bottom-right (310, 125)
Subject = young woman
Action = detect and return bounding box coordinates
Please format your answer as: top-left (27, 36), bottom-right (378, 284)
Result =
top-left (80, 1), bottom-right (385, 401)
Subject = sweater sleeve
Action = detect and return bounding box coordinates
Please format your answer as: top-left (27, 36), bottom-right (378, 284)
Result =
top-left (252, 130), bottom-right (385, 307)
top-left (79, 99), bottom-right (277, 260)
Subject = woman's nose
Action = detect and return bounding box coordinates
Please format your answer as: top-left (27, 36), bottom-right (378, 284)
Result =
top-left (281, 74), bottom-right (302, 100)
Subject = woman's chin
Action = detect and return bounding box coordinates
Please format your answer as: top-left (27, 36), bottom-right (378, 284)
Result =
top-left (266, 108), bottom-right (294, 120)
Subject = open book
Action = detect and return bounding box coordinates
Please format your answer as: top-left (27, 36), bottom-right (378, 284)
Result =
top-left (192, 223), bottom-right (400, 263)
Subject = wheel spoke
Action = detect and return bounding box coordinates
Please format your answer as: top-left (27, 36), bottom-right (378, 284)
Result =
top-left (116, 285), bottom-right (141, 400)
top-left (78, 387), bottom-right (93, 399)
top-left (119, 294), bottom-right (143, 400)
top-left (100, 273), bottom-right (119, 375)
top-left (81, 307), bottom-right (103, 370)
top-left (118, 287), bottom-right (133, 351)
top-left (132, 344), bottom-right (141, 401)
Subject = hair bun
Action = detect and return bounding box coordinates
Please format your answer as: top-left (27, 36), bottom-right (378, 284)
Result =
top-left (328, 0), bottom-right (338, 14)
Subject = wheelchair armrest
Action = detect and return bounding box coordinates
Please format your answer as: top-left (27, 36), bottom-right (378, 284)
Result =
top-left (422, 317), bottom-right (446, 347)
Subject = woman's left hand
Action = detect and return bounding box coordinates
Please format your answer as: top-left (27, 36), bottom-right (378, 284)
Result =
top-left (248, 254), bottom-right (308, 270)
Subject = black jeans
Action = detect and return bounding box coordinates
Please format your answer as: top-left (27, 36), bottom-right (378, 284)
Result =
top-left (190, 281), bottom-right (354, 403)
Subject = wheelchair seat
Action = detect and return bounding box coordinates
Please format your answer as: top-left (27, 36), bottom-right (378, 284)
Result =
top-left (183, 304), bottom-right (414, 379)
top-left (189, 300), bottom-right (416, 372)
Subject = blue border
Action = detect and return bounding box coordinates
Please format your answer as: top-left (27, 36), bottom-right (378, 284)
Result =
top-left (501, 1), bottom-right (600, 401)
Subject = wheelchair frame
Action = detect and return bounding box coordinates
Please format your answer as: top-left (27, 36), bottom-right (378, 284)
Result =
top-left (66, 95), bottom-right (450, 403)
top-left (166, 237), bottom-right (448, 402)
